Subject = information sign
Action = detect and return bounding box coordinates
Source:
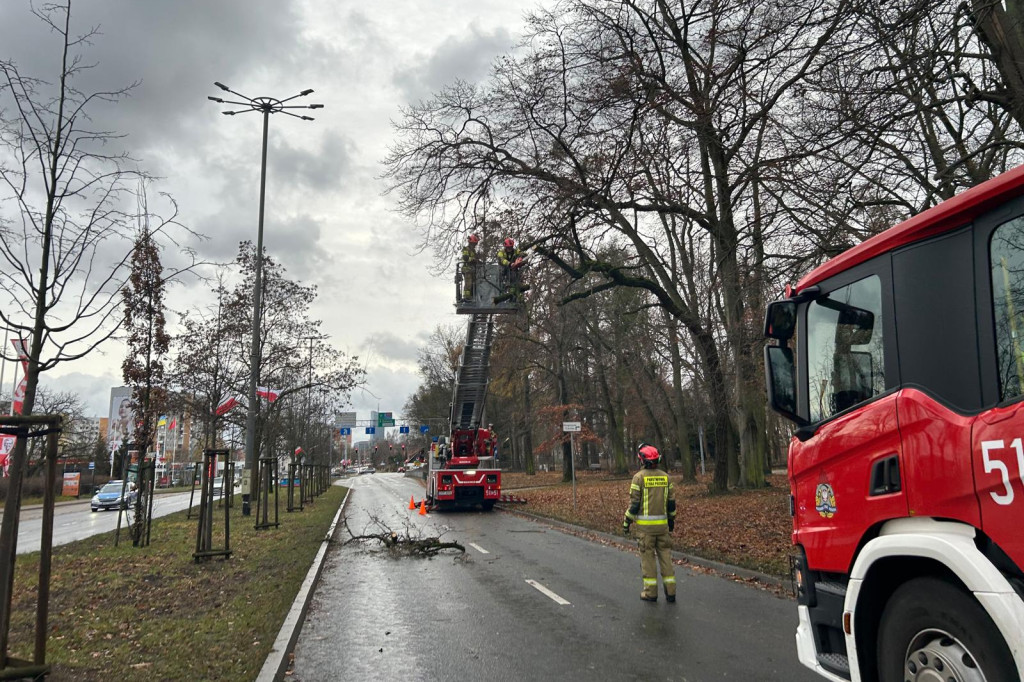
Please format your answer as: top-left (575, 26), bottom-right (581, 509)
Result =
top-left (420, 425), bottom-right (430, 433)
top-left (399, 426), bottom-right (410, 434)
top-left (365, 426), bottom-right (376, 435)
top-left (562, 421), bottom-right (582, 432)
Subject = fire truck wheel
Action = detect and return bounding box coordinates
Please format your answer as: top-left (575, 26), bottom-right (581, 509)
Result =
top-left (877, 576), bottom-right (1018, 682)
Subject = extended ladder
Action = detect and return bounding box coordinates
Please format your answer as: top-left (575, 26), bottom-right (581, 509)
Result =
top-left (450, 314), bottom-right (495, 431)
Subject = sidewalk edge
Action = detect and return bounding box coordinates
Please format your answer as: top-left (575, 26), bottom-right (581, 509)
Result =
top-left (255, 487), bottom-right (350, 682)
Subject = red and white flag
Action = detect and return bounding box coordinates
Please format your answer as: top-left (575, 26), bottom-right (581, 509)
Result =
top-left (215, 394), bottom-right (242, 416)
top-left (11, 338), bottom-right (28, 416)
top-left (256, 386), bottom-right (280, 403)
top-left (168, 417), bottom-right (177, 431)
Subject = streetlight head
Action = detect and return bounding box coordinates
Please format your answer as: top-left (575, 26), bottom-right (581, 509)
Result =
top-left (208, 96), bottom-right (224, 103)
top-left (308, 104), bottom-right (324, 109)
top-left (300, 89), bottom-right (314, 96)
top-left (214, 81), bottom-right (230, 91)
top-left (301, 115), bottom-right (314, 121)
top-left (222, 111), bottom-right (236, 116)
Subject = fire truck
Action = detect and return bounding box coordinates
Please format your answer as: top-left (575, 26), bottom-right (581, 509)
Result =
top-left (765, 165), bottom-right (1024, 681)
top-left (424, 258), bottom-right (519, 510)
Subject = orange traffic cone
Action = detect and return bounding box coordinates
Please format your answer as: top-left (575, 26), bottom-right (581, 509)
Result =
top-left (418, 500), bottom-right (427, 516)
top-left (408, 495), bottom-right (416, 510)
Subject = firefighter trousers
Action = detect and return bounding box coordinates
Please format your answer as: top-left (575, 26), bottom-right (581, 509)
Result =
top-left (638, 532), bottom-right (676, 599)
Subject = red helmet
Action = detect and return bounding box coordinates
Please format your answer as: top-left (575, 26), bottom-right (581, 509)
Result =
top-left (468, 234), bottom-right (480, 244)
top-left (637, 443), bottom-right (661, 466)
top-left (503, 237), bottom-right (515, 248)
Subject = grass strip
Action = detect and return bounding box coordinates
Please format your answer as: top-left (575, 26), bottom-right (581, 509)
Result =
top-left (7, 485), bottom-right (346, 681)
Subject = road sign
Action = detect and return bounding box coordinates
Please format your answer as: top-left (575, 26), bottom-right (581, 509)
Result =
top-left (365, 426), bottom-right (376, 435)
top-left (399, 426), bottom-right (410, 434)
top-left (419, 425), bottom-right (429, 433)
top-left (88, 461), bottom-right (95, 470)
top-left (339, 427), bottom-right (351, 435)
top-left (562, 421), bottom-right (581, 432)
top-left (377, 411), bottom-right (395, 428)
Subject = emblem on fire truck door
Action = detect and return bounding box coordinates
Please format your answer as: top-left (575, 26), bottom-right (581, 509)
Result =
top-left (814, 483), bottom-right (837, 518)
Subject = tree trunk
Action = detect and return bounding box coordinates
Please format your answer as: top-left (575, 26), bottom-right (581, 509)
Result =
top-left (522, 370), bottom-right (535, 475)
top-left (667, 316), bottom-right (695, 481)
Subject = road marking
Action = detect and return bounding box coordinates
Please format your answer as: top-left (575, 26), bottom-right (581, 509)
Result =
top-left (469, 542), bottom-right (490, 554)
top-left (526, 579), bottom-right (570, 605)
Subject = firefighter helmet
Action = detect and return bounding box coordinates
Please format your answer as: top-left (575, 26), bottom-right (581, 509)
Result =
top-left (503, 237), bottom-right (515, 248)
top-left (637, 443), bottom-right (661, 466)
top-left (468, 234), bottom-right (480, 244)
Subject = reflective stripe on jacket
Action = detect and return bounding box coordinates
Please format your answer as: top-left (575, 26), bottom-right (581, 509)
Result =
top-left (497, 246), bottom-right (520, 266)
top-left (624, 468), bottom-right (675, 535)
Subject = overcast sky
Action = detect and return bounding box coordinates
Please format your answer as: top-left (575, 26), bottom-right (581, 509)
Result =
top-left (0, 0), bottom-right (539, 422)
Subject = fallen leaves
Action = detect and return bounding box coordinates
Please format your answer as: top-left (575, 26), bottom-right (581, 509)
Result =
top-left (503, 471), bottom-right (792, 577)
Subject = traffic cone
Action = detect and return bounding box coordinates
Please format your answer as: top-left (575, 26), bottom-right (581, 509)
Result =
top-left (408, 495), bottom-right (416, 510)
top-left (419, 501), bottom-right (427, 516)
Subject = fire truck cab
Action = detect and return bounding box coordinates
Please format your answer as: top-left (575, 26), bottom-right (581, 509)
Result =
top-left (765, 166), bottom-right (1024, 681)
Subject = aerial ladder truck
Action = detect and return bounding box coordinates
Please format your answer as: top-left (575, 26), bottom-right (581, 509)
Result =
top-left (423, 250), bottom-right (522, 510)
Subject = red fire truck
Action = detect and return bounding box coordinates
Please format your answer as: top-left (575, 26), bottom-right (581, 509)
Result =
top-left (765, 165), bottom-right (1024, 681)
top-left (424, 258), bottom-right (517, 510)
top-left (426, 427), bottom-right (501, 510)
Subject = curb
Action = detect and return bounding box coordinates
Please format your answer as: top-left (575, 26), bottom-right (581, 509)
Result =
top-left (255, 488), bottom-right (351, 682)
top-left (496, 504), bottom-right (792, 595)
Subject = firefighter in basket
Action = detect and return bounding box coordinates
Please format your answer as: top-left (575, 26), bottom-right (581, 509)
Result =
top-left (494, 237), bottom-right (530, 304)
top-left (460, 233), bottom-right (480, 301)
top-left (622, 443), bottom-right (677, 602)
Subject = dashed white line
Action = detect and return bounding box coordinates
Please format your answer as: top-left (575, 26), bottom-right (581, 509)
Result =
top-left (469, 542), bottom-right (490, 554)
top-left (526, 579), bottom-right (571, 605)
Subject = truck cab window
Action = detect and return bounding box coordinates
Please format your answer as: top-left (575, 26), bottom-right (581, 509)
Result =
top-left (806, 275), bottom-right (885, 422)
top-left (990, 217), bottom-right (1024, 401)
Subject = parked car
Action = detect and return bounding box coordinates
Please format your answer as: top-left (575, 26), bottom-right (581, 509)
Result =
top-left (91, 480), bottom-right (138, 512)
top-left (358, 466), bottom-right (375, 475)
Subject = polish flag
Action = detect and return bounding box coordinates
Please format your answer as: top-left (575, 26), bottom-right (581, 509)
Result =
top-left (215, 394), bottom-right (241, 416)
top-left (168, 417), bottom-right (177, 431)
top-left (256, 386), bottom-right (280, 403)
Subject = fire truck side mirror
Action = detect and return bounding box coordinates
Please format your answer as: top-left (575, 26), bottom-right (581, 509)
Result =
top-left (765, 345), bottom-right (806, 428)
top-left (764, 300), bottom-right (797, 341)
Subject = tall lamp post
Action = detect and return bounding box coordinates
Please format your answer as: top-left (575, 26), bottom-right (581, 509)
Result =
top-left (209, 83), bottom-right (323, 516)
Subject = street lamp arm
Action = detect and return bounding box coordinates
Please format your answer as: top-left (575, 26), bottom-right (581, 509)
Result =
top-left (278, 110), bottom-right (314, 121)
top-left (279, 89), bottom-right (315, 104)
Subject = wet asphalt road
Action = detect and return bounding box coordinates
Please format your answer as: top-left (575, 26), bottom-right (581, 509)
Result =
top-left (290, 474), bottom-right (819, 682)
top-left (15, 490), bottom-right (198, 554)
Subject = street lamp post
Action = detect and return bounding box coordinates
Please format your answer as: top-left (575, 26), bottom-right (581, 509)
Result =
top-left (209, 83), bottom-right (323, 516)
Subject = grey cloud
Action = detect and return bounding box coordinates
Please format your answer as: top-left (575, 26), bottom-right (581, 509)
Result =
top-left (363, 331), bottom-right (426, 365)
top-left (39, 370), bottom-right (122, 418)
top-left (268, 130), bottom-right (354, 194)
top-left (392, 23), bottom-right (514, 104)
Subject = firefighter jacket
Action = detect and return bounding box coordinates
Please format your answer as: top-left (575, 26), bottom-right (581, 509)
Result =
top-left (462, 245), bottom-right (478, 267)
top-left (497, 246), bottom-right (520, 267)
top-left (624, 467), bottom-right (675, 536)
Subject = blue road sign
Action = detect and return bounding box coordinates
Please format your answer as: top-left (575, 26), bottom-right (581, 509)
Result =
top-left (399, 426), bottom-right (410, 434)
top-left (365, 426), bottom-right (376, 434)
top-left (432, 436), bottom-right (438, 442)
top-left (88, 461), bottom-right (95, 470)
top-left (339, 427), bottom-right (351, 435)
top-left (420, 425), bottom-right (430, 433)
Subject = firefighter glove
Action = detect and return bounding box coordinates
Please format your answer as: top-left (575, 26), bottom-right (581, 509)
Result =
top-left (668, 519), bottom-right (675, 532)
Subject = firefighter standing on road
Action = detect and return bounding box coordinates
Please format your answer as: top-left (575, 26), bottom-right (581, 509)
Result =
top-left (461, 234), bottom-right (480, 300)
top-left (622, 444), bottom-right (677, 602)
